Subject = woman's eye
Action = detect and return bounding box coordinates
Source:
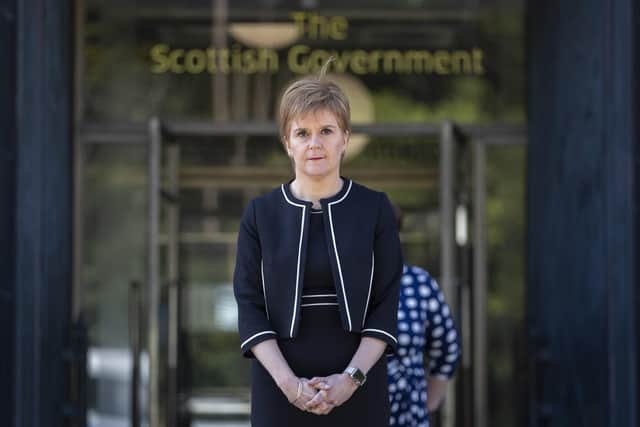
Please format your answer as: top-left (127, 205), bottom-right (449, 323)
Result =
top-left (321, 128), bottom-right (333, 135)
top-left (296, 130), bottom-right (307, 137)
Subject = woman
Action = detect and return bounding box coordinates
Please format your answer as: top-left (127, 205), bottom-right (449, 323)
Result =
top-left (233, 71), bottom-right (403, 426)
top-left (387, 205), bottom-right (460, 427)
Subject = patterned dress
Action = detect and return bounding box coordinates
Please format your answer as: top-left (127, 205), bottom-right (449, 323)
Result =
top-left (387, 265), bottom-right (461, 427)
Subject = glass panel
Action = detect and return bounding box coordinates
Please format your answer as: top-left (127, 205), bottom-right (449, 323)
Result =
top-left (80, 1), bottom-right (526, 426)
top-left (83, 0), bottom-right (524, 125)
top-left (81, 142), bottom-right (148, 427)
top-left (168, 132), bottom-right (441, 425)
top-left (486, 144), bottom-right (526, 426)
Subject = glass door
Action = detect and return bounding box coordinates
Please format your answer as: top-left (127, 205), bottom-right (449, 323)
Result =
top-left (76, 125), bottom-right (150, 427)
top-left (150, 119), bottom-right (466, 427)
top-left (76, 117), bottom-right (525, 427)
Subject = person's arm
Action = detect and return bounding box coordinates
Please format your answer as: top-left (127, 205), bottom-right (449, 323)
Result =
top-left (306, 337), bottom-right (386, 411)
top-left (252, 339), bottom-right (318, 411)
top-left (423, 275), bottom-right (461, 412)
top-left (361, 193), bottom-right (404, 352)
top-left (233, 200), bottom-right (277, 357)
top-left (426, 376), bottom-right (449, 412)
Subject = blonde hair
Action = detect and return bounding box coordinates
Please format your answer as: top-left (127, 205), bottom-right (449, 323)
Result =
top-left (278, 59), bottom-right (351, 144)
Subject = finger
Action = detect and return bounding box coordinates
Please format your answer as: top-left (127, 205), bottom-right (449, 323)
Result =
top-left (305, 390), bottom-right (328, 408)
top-left (308, 377), bottom-right (336, 387)
top-left (313, 379), bottom-right (332, 390)
top-left (320, 402), bottom-right (334, 415)
top-left (309, 402), bottom-right (330, 415)
top-left (294, 396), bottom-right (313, 412)
top-left (301, 383), bottom-right (319, 399)
top-left (326, 397), bottom-right (339, 406)
top-left (308, 377), bottom-right (328, 386)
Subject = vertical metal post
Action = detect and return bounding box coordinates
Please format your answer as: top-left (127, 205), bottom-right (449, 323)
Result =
top-left (167, 145), bottom-right (180, 427)
top-left (439, 120), bottom-right (456, 427)
top-left (440, 120), bottom-right (456, 305)
top-left (72, 0), bottom-right (85, 323)
top-left (212, 0), bottom-right (229, 121)
top-left (148, 117), bottom-right (162, 427)
top-left (473, 141), bottom-right (488, 427)
top-left (71, 2), bottom-right (87, 424)
top-left (129, 281), bottom-right (142, 427)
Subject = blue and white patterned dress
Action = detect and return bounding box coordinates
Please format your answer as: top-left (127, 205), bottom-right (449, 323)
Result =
top-left (387, 265), bottom-right (461, 427)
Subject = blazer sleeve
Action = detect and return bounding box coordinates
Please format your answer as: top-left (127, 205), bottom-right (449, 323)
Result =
top-left (233, 199), bottom-right (277, 358)
top-left (361, 193), bottom-right (403, 354)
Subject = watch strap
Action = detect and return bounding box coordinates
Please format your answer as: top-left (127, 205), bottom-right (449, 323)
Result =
top-left (344, 366), bottom-right (367, 386)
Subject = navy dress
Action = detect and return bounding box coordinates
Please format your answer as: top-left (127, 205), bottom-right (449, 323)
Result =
top-left (387, 265), bottom-right (461, 427)
top-left (250, 206), bottom-right (390, 426)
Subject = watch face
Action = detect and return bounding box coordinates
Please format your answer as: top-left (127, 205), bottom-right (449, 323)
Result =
top-left (347, 367), bottom-right (366, 385)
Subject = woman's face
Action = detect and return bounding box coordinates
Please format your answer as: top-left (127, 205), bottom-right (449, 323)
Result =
top-left (285, 109), bottom-right (349, 181)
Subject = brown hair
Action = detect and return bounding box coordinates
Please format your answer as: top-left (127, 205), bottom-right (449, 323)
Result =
top-left (278, 59), bottom-right (351, 144)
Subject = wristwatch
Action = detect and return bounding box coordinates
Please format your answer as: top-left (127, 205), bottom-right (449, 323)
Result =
top-left (344, 366), bottom-right (367, 386)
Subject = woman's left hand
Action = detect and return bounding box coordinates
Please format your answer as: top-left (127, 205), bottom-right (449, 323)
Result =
top-left (305, 373), bottom-right (358, 412)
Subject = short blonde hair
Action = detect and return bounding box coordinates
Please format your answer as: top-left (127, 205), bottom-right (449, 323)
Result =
top-left (278, 66), bottom-right (351, 144)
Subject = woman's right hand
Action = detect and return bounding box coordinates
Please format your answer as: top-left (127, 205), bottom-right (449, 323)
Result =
top-left (279, 376), bottom-right (319, 411)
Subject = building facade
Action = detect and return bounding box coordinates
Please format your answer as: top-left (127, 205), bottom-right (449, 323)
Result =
top-left (0, 0), bottom-right (637, 426)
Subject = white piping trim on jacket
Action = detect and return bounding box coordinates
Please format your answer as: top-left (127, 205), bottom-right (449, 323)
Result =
top-left (362, 251), bottom-right (374, 327)
top-left (241, 330), bottom-right (277, 349)
top-left (362, 328), bottom-right (398, 344)
top-left (260, 259), bottom-right (269, 320)
top-left (281, 185), bottom-right (306, 338)
top-left (300, 302), bottom-right (339, 307)
top-left (327, 179), bottom-right (354, 330)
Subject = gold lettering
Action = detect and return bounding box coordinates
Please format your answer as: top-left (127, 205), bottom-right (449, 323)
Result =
top-left (472, 48), bottom-right (485, 74)
top-left (434, 50), bottom-right (451, 74)
top-left (242, 50), bottom-right (258, 74)
top-left (185, 49), bottom-right (206, 73)
top-left (150, 43), bottom-right (486, 76)
top-left (218, 49), bottom-right (230, 74)
top-left (150, 44), bottom-right (170, 73)
top-left (331, 16), bottom-right (348, 40)
top-left (383, 50), bottom-right (405, 74)
top-left (169, 49), bottom-right (185, 74)
top-left (405, 51), bottom-right (434, 74)
top-left (451, 50), bottom-right (472, 74)
top-left (231, 45), bottom-right (243, 73)
top-left (260, 49), bottom-right (279, 73)
top-left (309, 13), bottom-right (330, 39)
top-left (207, 48), bottom-right (217, 73)
top-left (332, 50), bottom-right (351, 73)
top-left (350, 50), bottom-right (368, 74)
top-left (309, 49), bottom-right (331, 71)
top-left (288, 44), bottom-right (310, 74)
top-left (367, 50), bottom-right (382, 73)
top-left (290, 12), bottom-right (306, 35)
top-left (290, 11), bottom-right (349, 40)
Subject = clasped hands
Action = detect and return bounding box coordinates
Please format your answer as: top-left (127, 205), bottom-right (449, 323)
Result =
top-left (282, 373), bottom-right (358, 415)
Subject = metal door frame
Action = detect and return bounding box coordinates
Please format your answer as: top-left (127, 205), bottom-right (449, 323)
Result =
top-left (73, 118), bottom-right (525, 427)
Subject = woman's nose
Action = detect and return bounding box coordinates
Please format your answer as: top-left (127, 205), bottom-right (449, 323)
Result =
top-left (309, 134), bottom-right (322, 147)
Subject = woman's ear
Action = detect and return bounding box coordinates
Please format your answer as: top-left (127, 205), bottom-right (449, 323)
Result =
top-left (343, 130), bottom-right (350, 149)
top-left (283, 137), bottom-right (292, 156)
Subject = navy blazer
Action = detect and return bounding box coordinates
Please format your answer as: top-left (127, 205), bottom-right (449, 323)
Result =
top-left (233, 178), bottom-right (403, 357)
